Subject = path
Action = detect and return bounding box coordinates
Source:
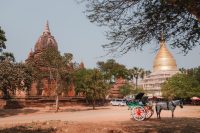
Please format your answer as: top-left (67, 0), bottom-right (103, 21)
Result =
top-left (0, 105), bottom-right (200, 126)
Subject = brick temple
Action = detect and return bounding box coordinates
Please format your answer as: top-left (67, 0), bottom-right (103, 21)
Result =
top-left (17, 21), bottom-right (83, 97)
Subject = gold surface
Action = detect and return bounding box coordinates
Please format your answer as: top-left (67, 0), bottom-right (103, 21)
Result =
top-left (153, 40), bottom-right (177, 72)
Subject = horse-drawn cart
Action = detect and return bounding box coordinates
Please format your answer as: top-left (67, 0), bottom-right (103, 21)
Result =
top-left (127, 93), bottom-right (154, 121)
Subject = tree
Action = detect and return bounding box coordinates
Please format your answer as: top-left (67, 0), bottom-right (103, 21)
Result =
top-left (0, 27), bottom-right (30, 98)
top-left (144, 70), bottom-right (151, 77)
top-left (179, 68), bottom-right (188, 74)
top-left (28, 47), bottom-right (74, 112)
top-left (81, 0), bottom-right (200, 56)
top-left (42, 47), bottom-right (74, 112)
top-left (0, 27), bottom-right (6, 52)
top-left (15, 63), bottom-right (33, 94)
top-left (129, 67), bottom-right (144, 89)
top-left (194, 66), bottom-right (200, 83)
top-left (97, 59), bottom-right (129, 83)
top-left (161, 74), bottom-right (200, 99)
top-left (132, 87), bottom-right (145, 95)
top-left (0, 62), bottom-right (32, 99)
top-left (74, 68), bottom-right (109, 109)
top-left (0, 27), bottom-right (15, 62)
top-left (186, 67), bottom-right (200, 83)
top-left (119, 83), bottom-right (133, 97)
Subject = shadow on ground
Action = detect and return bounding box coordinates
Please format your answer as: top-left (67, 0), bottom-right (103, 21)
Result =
top-left (46, 106), bottom-right (111, 113)
top-left (0, 126), bottom-right (55, 133)
top-left (60, 107), bottom-right (110, 112)
top-left (1, 118), bottom-right (200, 133)
top-left (122, 117), bottom-right (200, 133)
top-left (0, 109), bottom-right (39, 118)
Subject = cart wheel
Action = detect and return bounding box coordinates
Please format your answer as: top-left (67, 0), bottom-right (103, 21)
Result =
top-left (145, 108), bottom-right (154, 119)
top-left (132, 106), bottom-right (146, 121)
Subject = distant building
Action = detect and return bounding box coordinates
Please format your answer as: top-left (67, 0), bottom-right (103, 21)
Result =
top-left (109, 77), bottom-right (126, 98)
top-left (139, 36), bottom-right (179, 97)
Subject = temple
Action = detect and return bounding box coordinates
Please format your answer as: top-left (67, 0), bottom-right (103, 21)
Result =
top-left (109, 77), bottom-right (126, 98)
top-left (139, 35), bottom-right (179, 97)
top-left (24, 21), bottom-right (77, 97)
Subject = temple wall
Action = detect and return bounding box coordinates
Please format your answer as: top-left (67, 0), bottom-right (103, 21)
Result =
top-left (29, 82), bottom-right (38, 96)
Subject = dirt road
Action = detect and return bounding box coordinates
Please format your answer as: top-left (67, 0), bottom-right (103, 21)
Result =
top-left (0, 105), bottom-right (200, 124)
top-left (0, 105), bottom-right (200, 133)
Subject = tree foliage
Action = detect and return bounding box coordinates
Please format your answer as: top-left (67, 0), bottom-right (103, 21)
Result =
top-left (119, 83), bottom-right (133, 97)
top-left (0, 62), bottom-right (32, 98)
top-left (27, 47), bottom-right (75, 111)
top-left (81, 0), bottom-right (200, 55)
top-left (97, 59), bottom-right (128, 83)
top-left (74, 68), bottom-right (110, 109)
top-left (129, 67), bottom-right (144, 88)
top-left (161, 74), bottom-right (200, 99)
top-left (0, 27), bottom-right (15, 62)
top-left (132, 87), bottom-right (145, 95)
top-left (0, 27), bottom-right (6, 52)
top-left (0, 27), bottom-right (30, 98)
top-left (27, 47), bottom-right (74, 91)
top-left (186, 66), bottom-right (200, 83)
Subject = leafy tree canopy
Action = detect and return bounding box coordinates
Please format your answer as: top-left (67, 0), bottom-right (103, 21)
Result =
top-left (186, 66), bottom-right (200, 83)
top-left (0, 27), bottom-right (15, 62)
top-left (26, 47), bottom-right (74, 95)
top-left (97, 59), bottom-right (129, 82)
top-left (129, 67), bottom-right (145, 88)
top-left (161, 73), bottom-right (200, 99)
top-left (81, 0), bottom-right (200, 55)
top-left (0, 27), bottom-right (7, 52)
top-left (132, 87), bottom-right (145, 95)
top-left (74, 68), bottom-right (110, 109)
top-left (0, 62), bottom-right (32, 98)
top-left (119, 83), bottom-right (133, 97)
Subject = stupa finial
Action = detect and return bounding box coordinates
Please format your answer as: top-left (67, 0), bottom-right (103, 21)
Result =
top-left (160, 30), bottom-right (165, 41)
top-left (44, 20), bottom-right (50, 33)
top-left (160, 31), bottom-right (165, 47)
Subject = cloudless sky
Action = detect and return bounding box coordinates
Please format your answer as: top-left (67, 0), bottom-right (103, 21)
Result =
top-left (1, 0), bottom-right (200, 70)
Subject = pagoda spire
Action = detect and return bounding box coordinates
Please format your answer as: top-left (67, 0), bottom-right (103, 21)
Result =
top-left (160, 31), bottom-right (165, 47)
top-left (44, 20), bottom-right (50, 33)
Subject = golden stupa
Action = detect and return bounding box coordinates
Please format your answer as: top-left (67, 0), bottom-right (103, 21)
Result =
top-left (153, 38), bottom-right (177, 72)
top-left (139, 35), bottom-right (179, 97)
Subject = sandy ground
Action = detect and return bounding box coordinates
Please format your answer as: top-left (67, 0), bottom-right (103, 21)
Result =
top-left (0, 105), bottom-right (200, 132)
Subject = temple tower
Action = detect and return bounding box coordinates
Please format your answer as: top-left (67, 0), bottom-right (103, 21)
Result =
top-left (25, 21), bottom-right (75, 97)
top-left (153, 37), bottom-right (177, 72)
top-left (140, 35), bottom-right (179, 97)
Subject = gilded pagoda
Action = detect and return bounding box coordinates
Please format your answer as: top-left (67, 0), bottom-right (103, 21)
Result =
top-left (140, 36), bottom-right (179, 96)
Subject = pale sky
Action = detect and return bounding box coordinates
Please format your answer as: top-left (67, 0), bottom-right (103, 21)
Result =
top-left (1, 0), bottom-right (200, 70)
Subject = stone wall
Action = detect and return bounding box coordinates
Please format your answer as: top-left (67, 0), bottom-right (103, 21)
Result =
top-left (0, 99), bottom-right (24, 109)
top-left (0, 97), bottom-right (85, 109)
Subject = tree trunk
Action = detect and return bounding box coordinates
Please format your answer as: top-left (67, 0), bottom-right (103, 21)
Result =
top-left (2, 88), bottom-right (10, 99)
top-left (86, 98), bottom-right (89, 104)
top-left (55, 95), bottom-right (59, 112)
top-left (135, 77), bottom-right (138, 89)
top-left (92, 96), bottom-right (96, 110)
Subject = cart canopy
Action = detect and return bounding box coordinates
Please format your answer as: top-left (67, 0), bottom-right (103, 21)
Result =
top-left (135, 93), bottom-right (145, 100)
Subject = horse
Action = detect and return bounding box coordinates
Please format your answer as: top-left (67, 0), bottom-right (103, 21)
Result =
top-left (155, 100), bottom-right (183, 119)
